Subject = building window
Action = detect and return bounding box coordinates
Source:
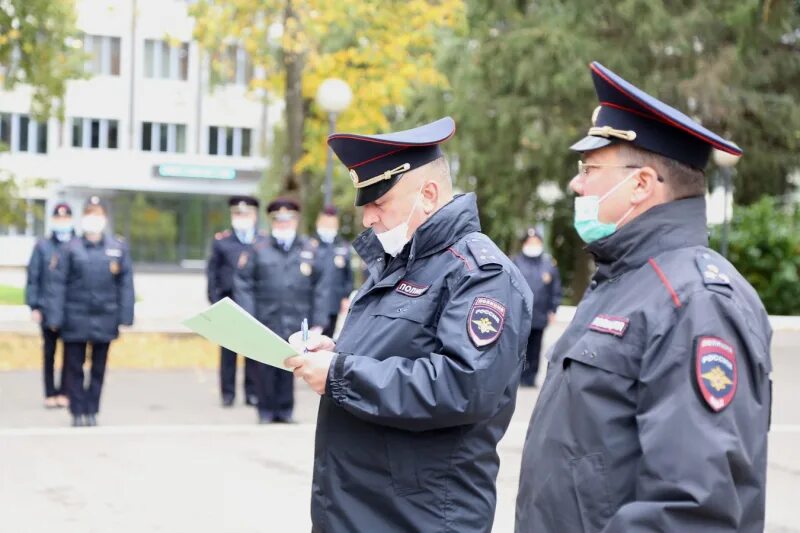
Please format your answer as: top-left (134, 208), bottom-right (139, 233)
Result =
top-left (0, 113), bottom-right (47, 154)
top-left (71, 118), bottom-right (120, 149)
top-left (141, 122), bottom-right (187, 153)
top-left (214, 45), bottom-right (253, 85)
top-left (144, 39), bottom-right (189, 81)
top-left (208, 126), bottom-right (253, 157)
top-left (83, 34), bottom-right (121, 76)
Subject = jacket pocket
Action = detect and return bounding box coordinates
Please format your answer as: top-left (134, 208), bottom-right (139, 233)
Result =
top-left (570, 453), bottom-right (612, 533)
top-left (385, 431), bottom-right (422, 495)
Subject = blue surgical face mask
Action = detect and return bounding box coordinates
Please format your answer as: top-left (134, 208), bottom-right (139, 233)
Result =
top-left (52, 220), bottom-right (73, 241)
top-left (573, 170), bottom-right (637, 243)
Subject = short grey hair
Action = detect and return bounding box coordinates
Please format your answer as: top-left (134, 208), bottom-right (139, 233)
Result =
top-left (617, 144), bottom-right (706, 199)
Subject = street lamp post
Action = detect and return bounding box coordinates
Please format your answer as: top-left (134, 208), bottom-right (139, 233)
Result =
top-left (712, 148), bottom-right (741, 258)
top-left (315, 78), bottom-right (353, 207)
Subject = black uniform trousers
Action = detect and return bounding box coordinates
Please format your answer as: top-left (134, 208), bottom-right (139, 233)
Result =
top-left (520, 328), bottom-right (545, 386)
top-left (256, 363), bottom-right (294, 421)
top-left (64, 341), bottom-right (110, 416)
top-left (41, 325), bottom-right (65, 398)
top-left (220, 347), bottom-right (257, 400)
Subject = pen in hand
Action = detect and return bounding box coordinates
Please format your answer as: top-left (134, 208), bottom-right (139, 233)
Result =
top-left (302, 318), bottom-right (309, 354)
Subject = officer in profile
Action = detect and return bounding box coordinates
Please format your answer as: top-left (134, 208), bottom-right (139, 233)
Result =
top-left (25, 202), bottom-right (75, 408)
top-left (206, 195), bottom-right (259, 407)
top-left (234, 197), bottom-right (329, 424)
top-left (515, 62), bottom-right (772, 532)
top-left (313, 205), bottom-right (353, 337)
top-left (511, 227), bottom-right (562, 387)
top-left (46, 196), bottom-right (135, 427)
top-left (284, 117), bottom-right (533, 532)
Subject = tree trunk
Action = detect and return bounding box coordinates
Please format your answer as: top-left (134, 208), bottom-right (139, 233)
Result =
top-left (282, 0), bottom-right (306, 201)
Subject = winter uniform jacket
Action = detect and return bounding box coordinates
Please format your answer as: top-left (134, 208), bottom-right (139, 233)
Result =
top-left (515, 197), bottom-right (772, 533)
top-left (46, 235), bottom-right (135, 343)
top-left (311, 193), bottom-right (533, 532)
top-left (512, 252), bottom-right (562, 330)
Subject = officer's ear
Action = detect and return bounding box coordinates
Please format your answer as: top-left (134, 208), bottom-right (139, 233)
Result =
top-left (420, 180), bottom-right (439, 215)
top-left (630, 166), bottom-right (662, 206)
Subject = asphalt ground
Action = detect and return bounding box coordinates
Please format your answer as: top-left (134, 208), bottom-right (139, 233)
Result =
top-left (1, 330), bottom-right (799, 533)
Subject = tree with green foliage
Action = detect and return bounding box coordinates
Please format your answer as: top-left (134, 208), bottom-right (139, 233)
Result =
top-left (710, 197), bottom-right (800, 315)
top-left (191, 0), bottom-right (463, 224)
top-left (1, 0), bottom-right (85, 226)
top-left (0, 0), bottom-right (85, 119)
top-left (407, 0), bottom-right (800, 301)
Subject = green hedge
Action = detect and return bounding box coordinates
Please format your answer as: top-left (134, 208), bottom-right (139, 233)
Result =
top-left (710, 197), bottom-right (800, 316)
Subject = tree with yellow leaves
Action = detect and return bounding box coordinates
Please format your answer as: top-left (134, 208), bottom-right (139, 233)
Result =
top-left (191, 0), bottom-right (464, 214)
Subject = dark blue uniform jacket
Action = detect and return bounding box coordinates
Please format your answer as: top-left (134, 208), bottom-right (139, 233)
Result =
top-left (311, 193), bottom-right (533, 532)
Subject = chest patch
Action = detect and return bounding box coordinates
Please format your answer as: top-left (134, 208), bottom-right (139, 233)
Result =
top-left (105, 248), bottom-right (122, 258)
top-left (694, 336), bottom-right (737, 412)
top-left (467, 297), bottom-right (506, 348)
top-left (395, 280), bottom-right (430, 298)
top-left (588, 314), bottom-right (629, 337)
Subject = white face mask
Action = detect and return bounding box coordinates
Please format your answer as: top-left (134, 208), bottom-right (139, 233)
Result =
top-left (272, 229), bottom-right (296, 243)
top-left (522, 244), bottom-right (543, 258)
top-left (81, 215), bottom-right (106, 235)
top-left (317, 228), bottom-right (337, 244)
top-left (375, 186), bottom-right (424, 257)
top-left (231, 217), bottom-right (255, 232)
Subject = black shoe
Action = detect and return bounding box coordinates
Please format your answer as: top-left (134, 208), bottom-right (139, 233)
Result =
top-left (85, 414), bottom-right (97, 427)
top-left (245, 394), bottom-right (258, 407)
top-left (273, 416), bottom-right (296, 424)
top-left (221, 395), bottom-right (235, 408)
top-left (71, 415), bottom-right (84, 427)
top-left (257, 412), bottom-right (273, 424)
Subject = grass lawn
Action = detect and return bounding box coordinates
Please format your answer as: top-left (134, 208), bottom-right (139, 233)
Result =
top-left (0, 284), bottom-right (24, 305)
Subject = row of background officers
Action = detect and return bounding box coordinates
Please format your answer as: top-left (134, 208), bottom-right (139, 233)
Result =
top-left (206, 194), bottom-right (560, 423)
top-left (26, 193), bottom-right (560, 426)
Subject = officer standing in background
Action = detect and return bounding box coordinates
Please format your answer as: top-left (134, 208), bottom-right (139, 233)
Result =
top-left (515, 62), bottom-right (772, 531)
top-left (234, 197), bottom-right (329, 424)
top-left (284, 117), bottom-right (533, 532)
top-left (206, 196), bottom-right (259, 408)
top-left (313, 205), bottom-right (353, 338)
top-left (25, 202), bottom-right (75, 409)
top-left (511, 227), bottom-right (561, 387)
top-left (46, 196), bottom-right (135, 427)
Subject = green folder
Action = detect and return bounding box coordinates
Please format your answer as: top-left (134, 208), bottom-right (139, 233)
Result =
top-left (182, 297), bottom-right (296, 371)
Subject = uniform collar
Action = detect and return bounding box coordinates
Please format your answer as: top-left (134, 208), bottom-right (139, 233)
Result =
top-left (586, 196), bottom-right (708, 282)
top-left (82, 234), bottom-right (105, 247)
top-left (354, 193), bottom-right (481, 269)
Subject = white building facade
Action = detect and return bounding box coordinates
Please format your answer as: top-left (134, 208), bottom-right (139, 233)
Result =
top-left (0, 0), bottom-right (279, 266)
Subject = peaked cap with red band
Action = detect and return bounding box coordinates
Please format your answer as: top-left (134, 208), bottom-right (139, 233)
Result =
top-left (327, 117), bottom-right (455, 206)
top-left (570, 62), bottom-right (742, 169)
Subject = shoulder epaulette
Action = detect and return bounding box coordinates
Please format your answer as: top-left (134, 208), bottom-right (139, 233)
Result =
top-left (464, 235), bottom-right (503, 270)
top-left (695, 250), bottom-right (732, 289)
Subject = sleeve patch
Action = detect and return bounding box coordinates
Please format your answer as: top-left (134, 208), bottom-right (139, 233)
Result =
top-left (694, 336), bottom-right (737, 412)
top-left (467, 296), bottom-right (506, 348)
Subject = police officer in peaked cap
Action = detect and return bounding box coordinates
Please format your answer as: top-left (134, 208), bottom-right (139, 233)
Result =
top-left (511, 227), bottom-right (562, 388)
top-left (45, 196), bottom-right (135, 427)
top-left (206, 195), bottom-right (261, 407)
top-left (233, 197), bottom-right (330, 424)
top-left (25, 202), bottom-right (76, 409)
top-left (283, 117), bottom-right (533, 532)
top-left (515, 62), bottom-right (772, 532)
